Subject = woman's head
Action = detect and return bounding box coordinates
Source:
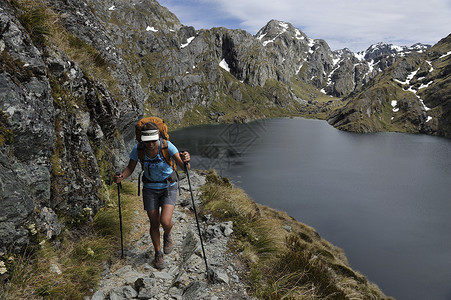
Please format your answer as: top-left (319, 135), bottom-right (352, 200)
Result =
top-left (141, 122), bottom-right (159, 142)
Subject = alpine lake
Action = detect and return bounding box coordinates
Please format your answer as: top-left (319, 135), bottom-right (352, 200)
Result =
top-left (170, 117), bottom-right (451, 300)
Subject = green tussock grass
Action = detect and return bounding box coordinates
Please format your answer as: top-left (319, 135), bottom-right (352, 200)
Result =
top-left (12, 0), bottom-right (51, 48)
top-left (200, 170), bottom-right (391, 300)
top-left (1, 181), bottom-right (139, 300)
top-left (200, 173), bottom-right (280, 262)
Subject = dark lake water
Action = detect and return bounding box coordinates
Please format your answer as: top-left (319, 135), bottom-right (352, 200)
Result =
top-left (170, 117), bottom-right (451, 300)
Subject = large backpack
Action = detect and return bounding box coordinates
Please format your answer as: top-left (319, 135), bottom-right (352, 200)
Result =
top-left (135, 117), bottom-right (178, 194)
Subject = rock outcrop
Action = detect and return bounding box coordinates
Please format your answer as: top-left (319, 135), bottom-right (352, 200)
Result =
top-left (0, 0), bottom-right (143, 253)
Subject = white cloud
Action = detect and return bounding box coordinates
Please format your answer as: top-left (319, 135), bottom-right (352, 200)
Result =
top-left (158, 0), bottom-right (451, 51)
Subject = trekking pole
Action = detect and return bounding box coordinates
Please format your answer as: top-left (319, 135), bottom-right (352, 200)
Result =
top-left (115, 172), bottom-right (124, 259)
top-left (184, 162), bottom-right (209, 276)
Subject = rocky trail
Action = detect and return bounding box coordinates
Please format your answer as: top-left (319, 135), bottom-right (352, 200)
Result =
top-left (88, 171), bottom-right (255, 300)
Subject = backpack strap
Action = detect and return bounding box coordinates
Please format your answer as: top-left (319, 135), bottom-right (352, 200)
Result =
top-left (137, 141), bottom-right (145, 165)
top-left (137, 142), bottom-right (145, 196)
top-left (159, 138), bottom-right (181, 195)
top-left (160, 138), bottom-right (176, 171)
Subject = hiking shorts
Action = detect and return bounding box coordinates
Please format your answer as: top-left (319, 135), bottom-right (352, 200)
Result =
top-left (142, 184), bottom-right (177, 211)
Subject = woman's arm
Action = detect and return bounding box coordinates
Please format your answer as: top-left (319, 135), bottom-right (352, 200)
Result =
top-left (173, 151), bottom-right (191, 171)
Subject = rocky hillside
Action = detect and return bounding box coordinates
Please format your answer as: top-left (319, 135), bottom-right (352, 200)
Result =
top-left (328, 34), bottom-right (451, 137)
top-left (1, 0), bottom-right (142, 255)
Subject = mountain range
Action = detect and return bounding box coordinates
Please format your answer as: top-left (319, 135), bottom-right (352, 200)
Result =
top-left (88, 0), bottom-right (451, 136)
top-left (0, 0), bottom-right (450, 265)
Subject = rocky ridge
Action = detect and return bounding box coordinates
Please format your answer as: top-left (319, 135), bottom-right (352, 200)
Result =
top-left (255, 20), bottom-right (432, 98)
top-left (328, 34), bottom-right (451, 136)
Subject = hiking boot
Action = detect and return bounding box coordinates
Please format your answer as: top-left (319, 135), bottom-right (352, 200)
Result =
top-left (163, 233), bottom-right (173, 254)
top-left (154, 250), bottom-right (164, 269)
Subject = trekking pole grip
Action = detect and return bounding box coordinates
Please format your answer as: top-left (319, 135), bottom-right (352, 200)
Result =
top-left (115, 172), bottom-right (122, 189)
top-left (180, 151), bottom-right (190, 169)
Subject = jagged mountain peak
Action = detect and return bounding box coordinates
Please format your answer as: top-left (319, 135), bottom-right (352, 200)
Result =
top-left (357, 41), bottom-right (431, 60)
top-left (256, 19), bottom-right (294, 35)
top-left (255, 19), bottom-right (311, 45)
top-left (334, 48), bottom-right (354, 55)
top-left (409, 42), bottom-right (431, 51)
top-left (358, 42), bottom-right (402, 60)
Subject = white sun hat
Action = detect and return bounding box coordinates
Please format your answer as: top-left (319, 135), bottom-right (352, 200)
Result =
top-left (141, 129), bottom-right (159, 141)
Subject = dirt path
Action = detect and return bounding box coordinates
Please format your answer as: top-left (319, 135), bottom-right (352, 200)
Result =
top-left (89, 171), bottom-right (255, 300)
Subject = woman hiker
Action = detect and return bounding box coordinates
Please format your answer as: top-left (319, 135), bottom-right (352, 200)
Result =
top-left (113, 121), bottom-right (191, 269)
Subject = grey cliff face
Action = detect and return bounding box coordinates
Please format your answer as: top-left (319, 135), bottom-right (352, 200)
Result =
top-left (0, 0), bottom-right (143, 253)
top-left (0, 4), bottom-right (55, 252)
top-left (255, 20), bottom-right (337, 88)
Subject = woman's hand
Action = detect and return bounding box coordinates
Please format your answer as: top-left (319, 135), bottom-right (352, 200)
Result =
top-left (113, 160), bottom-right (137, 183)
top-left (113, 173), bottom-right (124, 183)
top-left (180, 151), bottom-right (191, 163)
top-left (179, 151), bottom-right (191, 171)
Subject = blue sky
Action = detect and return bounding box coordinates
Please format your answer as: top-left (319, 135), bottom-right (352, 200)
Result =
top-left (158, 0), bottom-right (451, 52)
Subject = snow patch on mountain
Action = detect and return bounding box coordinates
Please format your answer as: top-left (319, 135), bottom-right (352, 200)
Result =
top-left (394, 67), bottom-right (431, 112)
top-left (257, 33), bottom-right (267, 40)
top-left (308, 38), bottom-right (315, 54)
top-left (295, 29), bottom-right (305, 40)
top-left (391, 100), bottom-right (399, 112)
top-left (394, 68), bottom-right (419, 85)
top-left (426, 61), bottom-right (434, 72)
top-left (419, 81), bottom-right (434, 89)
top-left (279, 22), bottom-right (289, 31)
top-left (181, 36), bottom-right (195, 49)
top-left (219, 59), bottom-right (230, 72)
top-left (296, 59), bottom-right (306, 75)
top-left (146, 26), bottom-right (158, 32)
